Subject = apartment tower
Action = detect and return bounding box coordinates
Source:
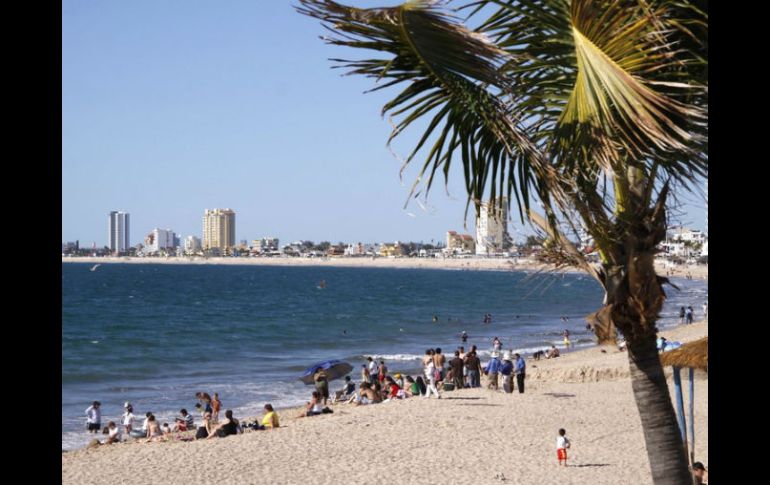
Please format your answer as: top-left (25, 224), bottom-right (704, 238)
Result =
top-left (108, 211), bottom-right (130, 254)
top-left (202, 209), bottom-right (236, 251)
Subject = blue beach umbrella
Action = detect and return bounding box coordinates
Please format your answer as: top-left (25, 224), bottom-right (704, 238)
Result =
top-left (299, 360), bottom-right (353, 385)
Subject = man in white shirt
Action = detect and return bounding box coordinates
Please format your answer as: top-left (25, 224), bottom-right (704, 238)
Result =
top-left (367, 357), bottom-right (377, 385)
top-left (85, 401), bottom-right (101, 433)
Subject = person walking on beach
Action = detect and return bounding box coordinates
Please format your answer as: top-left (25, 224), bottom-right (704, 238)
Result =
top-left (85, 401), bottom-right (101, 434)
top-left (514, 353), bottom-right (526, 393)
top-left (556, 428), bottom-right (571, 466)
top-left (679, 306), bottom-right (686, 324)
top-left (702, 302), bottom-right (708, 321)
top-left (686, 306), bottom-right (694, 324)
top-left (423, 349), bottom-right (441, 398)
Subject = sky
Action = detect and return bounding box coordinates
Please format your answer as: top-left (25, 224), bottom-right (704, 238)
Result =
top-left (62, 0), bottom-right (707, 247)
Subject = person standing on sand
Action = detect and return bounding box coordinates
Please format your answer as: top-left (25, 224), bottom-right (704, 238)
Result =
top-left (686, 306), bottom-right (694, 324)
top-left (679, 307), bottom-right (686, 324)
top-left (377, 360), bottom-right (388, 384)
top-left (465, 350), bottom-right (482, 388)
top-left (314, 368), bottom-right (330, 406)
top-left (211, 393), bottom-right (221, 422)
top-left (514, 353), bottom-right (526, 393)
top-left (85, 401), bottom-right (101, 433)
top-left (702, 302), bottom-right (708, 321)
top-left (486, 352), bottom-right (502, 390)
top-left (449, 350), bottom-right (465, 389)
top-left (562, 329), bottom-right (571, 348)
top-left (433, 348), bottom-right (446, 384)
top-left (367, 357), bottom-right (377, 386)
top-left (423, 349), bottom-right (441, 398)
top-left (556, 428), bottom-right (571, 466)
top-left (361, 364), bottom-right (371, 385)
top-left (121, 403), bottom-right (135, 435)
top-left (500, 353), bottom-right (514, 393)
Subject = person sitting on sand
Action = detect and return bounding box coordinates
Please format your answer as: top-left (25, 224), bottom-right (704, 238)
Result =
top-left (261, 404), bottom-right (280, 429)
top-left (207, 410), bottom-right (240, 438)
top-left (404, 376), bottom-right (417, 397)
top-left (145, 415), bottom-right (163, 442)
top-left (161, 422), bottom-right (172, 437)
top-left (414, 376), bottom-right (427, 396)
top-left (354, 382), bottom-right (382, 405)
top-left (305, 391), bottom-right (325, 416)
top-left (382, 376), bottom-right (404, 400)
top-left (105, 421), bottom-right (121, 444)
top-left (173, 408), bottom-right (194, 432)
top-left (333, 376), bottom-right (356, 403)
top-left (546, 345), bottom-right (560, 359)
top-left (195, 412), bottom-right (213, 440)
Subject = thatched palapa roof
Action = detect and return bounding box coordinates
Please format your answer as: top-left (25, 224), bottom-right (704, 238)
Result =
top-left (659, 337), bottom-right (708, 370)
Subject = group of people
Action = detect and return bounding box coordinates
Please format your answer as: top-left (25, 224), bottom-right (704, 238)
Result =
top-left (679, 306), bottom-right (695, 324)
top-left (84, 391), bottom-right (280, 447)
top-left (347, 346), bottom-right (528, 406)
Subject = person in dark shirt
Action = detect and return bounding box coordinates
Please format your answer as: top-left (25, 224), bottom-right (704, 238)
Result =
top-left (449, 351), bottom-right (465, 389)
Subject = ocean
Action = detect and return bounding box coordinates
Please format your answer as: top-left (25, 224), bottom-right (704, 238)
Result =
top-left (61, 262), bottom-right (707, 451)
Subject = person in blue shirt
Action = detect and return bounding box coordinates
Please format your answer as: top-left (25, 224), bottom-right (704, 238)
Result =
top-left (513, 353), bottom-right (526, 394)
top-left (485, 352), bottom-right (502, 390)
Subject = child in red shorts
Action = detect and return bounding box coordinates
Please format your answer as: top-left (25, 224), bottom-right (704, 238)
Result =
top-left (556, 428), bottom-right (571, 466)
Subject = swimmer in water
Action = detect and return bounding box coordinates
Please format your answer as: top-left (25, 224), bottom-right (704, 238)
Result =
top-left (432, 315), bottom-right (438, 323)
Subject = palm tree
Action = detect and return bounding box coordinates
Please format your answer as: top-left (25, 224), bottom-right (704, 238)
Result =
top-left (297, 1), bottom-right (707, 483)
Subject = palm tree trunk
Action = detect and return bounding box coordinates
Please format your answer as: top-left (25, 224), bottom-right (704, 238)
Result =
top-left (627, 336), bottom-right (692, 485)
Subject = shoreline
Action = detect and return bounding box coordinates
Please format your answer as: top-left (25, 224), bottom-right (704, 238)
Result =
top-left (62, 255), bottom-right (708, 279)
top-left (62, 321), bottom-right (707, 484)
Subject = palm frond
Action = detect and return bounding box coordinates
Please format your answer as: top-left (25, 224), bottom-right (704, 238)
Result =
top-left (296, 0), bottom-right (558, 221)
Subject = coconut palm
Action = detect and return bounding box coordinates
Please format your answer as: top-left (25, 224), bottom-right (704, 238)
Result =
top-left (297, 1), bottom-right (707, 483)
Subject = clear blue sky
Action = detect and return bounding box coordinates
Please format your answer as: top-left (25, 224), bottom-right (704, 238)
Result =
top-left (62, 0), bottom-right (706, 247)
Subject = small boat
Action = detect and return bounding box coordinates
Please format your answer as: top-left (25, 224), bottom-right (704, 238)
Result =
top-left (90, 264), bottom-right (101, 272)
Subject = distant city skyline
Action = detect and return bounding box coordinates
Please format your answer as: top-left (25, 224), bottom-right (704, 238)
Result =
top-left (62, 1), bottom-right (706, 247)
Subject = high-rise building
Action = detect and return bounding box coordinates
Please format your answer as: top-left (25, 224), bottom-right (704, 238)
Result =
top-left (144, 228), bottom-right (179, 253)
top-left (108, 211), bottom-right (130, 254)
top-left (475, 200), bottom-right (511, 255)
top-left (202, 209), bottom-right (236, 251)
top-left (185, 235), bottom-right (202, 254)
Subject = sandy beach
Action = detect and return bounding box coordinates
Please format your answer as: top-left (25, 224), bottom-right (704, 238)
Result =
top-left (62, 255), bottom-right (708, 280)
top-left (62, 321), bottom-right (707, 485)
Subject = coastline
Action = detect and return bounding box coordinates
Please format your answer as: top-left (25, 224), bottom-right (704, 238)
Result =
top-left (62, 255), bottom-right (708, 279)
top-left (62, 321), bottom-right (708, 485)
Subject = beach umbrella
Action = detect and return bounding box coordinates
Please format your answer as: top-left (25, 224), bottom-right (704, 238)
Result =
top-left (299, 360), bottom-right (353, 385)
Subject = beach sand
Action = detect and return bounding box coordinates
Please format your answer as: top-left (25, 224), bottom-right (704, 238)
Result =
top-left (63, 255), bottom-right (708, 280)
top-left (62, 322), bottom-right (707, 485)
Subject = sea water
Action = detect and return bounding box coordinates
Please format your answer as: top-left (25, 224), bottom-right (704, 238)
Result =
top-left (62, 263), bottom-right (707, 450)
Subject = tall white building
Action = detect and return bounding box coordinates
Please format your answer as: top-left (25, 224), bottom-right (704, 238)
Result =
top-left (202, 209), bottom-right (236, 251)
top-left (144, 228), bottom-right (178, 254)
top-left (108, 211), bottom-right (130, 254)
top-left (475, 200), bottom-right (511, 255)
top-left (185, 235), bottom-right (202, 254)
